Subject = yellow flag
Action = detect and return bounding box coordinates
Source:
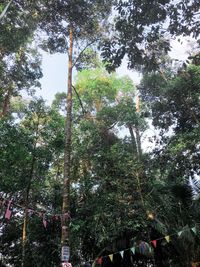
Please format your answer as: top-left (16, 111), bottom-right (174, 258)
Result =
top-left (165, 235), bottom-right (170, 242)
top-left (109, 254), bottom-right (113, 262)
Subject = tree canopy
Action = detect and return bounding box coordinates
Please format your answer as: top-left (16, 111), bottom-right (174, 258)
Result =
top-left (0, 1), bottom-right (200, 267)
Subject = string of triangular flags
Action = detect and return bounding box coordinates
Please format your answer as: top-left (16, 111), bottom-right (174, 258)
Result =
top-left (0, 195), bottom-right (70, 228)
top-left (92, 226), bottom-right (197, 265)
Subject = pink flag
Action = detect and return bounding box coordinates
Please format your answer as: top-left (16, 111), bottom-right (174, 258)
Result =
top-left (5, 209), bottom-right (12, 220)
top-left (5, 200), bottom-right (12, 220)
top-left (43, 217), bottom-right (47, 228)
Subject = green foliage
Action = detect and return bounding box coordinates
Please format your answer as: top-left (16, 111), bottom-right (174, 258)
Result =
top-left (101, 0), bottom-right (199, 71)
top-left (74, 48), bottom-right (101, 71)
top-left (0, 1), bottom-right (200, 266)
top-left (0, 98), bottom-right (65, 266)
top-left (75, 67), bottom-right (134, 114)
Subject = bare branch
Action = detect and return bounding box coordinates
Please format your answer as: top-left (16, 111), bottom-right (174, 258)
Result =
top-left (72, 39), bottom-right (97, 69)
top-left (0, 0), bottom-right (13, 21)
top-left (72, 84), bottom-right (86, 115)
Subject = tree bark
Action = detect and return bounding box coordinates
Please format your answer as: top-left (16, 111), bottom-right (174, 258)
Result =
top-left (127, 123), bottom-right (137, 156)
top-left (21, 144), bottom-right (36, 267)
top-left (61, 26), bottom-right (73, 264)
top-left (0, 88), bottom-right (12, 117)
top-left (135, 126), bottom-right (142, 160)
top-left (21, 117), bottom-right (39, 267)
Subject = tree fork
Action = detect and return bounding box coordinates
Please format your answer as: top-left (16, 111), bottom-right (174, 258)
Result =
top-left (61, 26), bottom-right (73, 265)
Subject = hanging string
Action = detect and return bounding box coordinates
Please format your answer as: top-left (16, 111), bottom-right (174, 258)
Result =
top-left (0, 195), bottom-right (70, 222)
top-left (90, 225), bottom-right (197, 265)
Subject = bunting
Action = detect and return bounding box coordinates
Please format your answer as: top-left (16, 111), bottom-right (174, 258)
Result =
top-left (130, 247), bottom-right (135, 255)
top-left (191, 226), bottom-right (197, 235)
top-left (178, 231), bottom-right (183, 237)
top-left (165, 236), bottom-right (170, 243)
top-left (120, 251), bottom-right (124, 258)
top-left (96, 257), bottom-right (102, 265)
top-left (108, 254), bottom-right (113, 262)
top-left (93, 225), bottom-right (197, 266)
top-left (43, 215), bottom-right (47, 228)
top-left (5, 200), bottom-right (12, 220)
top-left (139, 242), bottom-right (147, 254)
top-left (1, 194), bottom-right (198, 266)
top-left (151, 240), bottom-right (157, 248)
top-left (0, 195), bottom-right (70, 228)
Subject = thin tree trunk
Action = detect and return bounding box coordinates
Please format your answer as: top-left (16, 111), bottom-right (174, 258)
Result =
top-left (127, 123), bottom-right (137, 156)
top-left (0, 88), bottom-right (12, 117)
top-left (21, 152), bottom-right (36, 267)
top-left (22, 208), bottom-right (28, 267)
top-left (61, 26), bottom-right (73, 265)
top-left (21, 118), bottom-right (38, 267)
top-left (135, 126), bottom-right (142, 160)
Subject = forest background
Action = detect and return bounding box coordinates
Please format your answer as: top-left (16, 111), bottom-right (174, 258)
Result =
top-left (0, 1), bottom-right (200, 267)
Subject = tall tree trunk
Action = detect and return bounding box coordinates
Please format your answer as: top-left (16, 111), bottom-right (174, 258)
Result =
top-left (21, 117), bottom-right (39, 267)
top-left (135, 126), bottom-right (142, 160)
top-left (127, 123), bottom-right (137, 156)
top-left (21, 145), bottom-right (36, 267)
top-left (61, 26), bottom-right (73, 265)
top-left (21, 208), bottom-right (28, 267)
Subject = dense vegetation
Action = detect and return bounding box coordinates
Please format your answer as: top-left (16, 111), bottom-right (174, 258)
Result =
top-left (0, 1), bottom-right (200, 266)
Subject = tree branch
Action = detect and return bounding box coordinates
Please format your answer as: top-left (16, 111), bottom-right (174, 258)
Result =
top-left (0, 0), bottom-right (13, 21)
top-left (72, 39), bottom-right (97, 69)
top-left (72, 84), bottom-right (86, 115)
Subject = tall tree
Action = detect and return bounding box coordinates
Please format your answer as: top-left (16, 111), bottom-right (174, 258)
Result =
top-left (39, 2), bottom-right (113, 265)
top-left (137, 62), bottom-right (200, 266)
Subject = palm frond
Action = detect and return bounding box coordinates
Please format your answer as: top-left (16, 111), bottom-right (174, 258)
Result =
top-left (189, 175), bottom-right (200, 200)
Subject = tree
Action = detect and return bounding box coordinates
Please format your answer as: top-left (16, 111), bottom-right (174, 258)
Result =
top-left (0, 47), bottom-right (42, 117)
top-left (0, 98), bottom-right (65, 266)
top-left (0, 0), bottom-right (45, 117)
top-left (101, 0), bottom-right (200, 72)
top-left (137, 63), bottom-right (200, 266)
top-left (1, 1), bottom-right (113, 265)
top-left (66, 67), bottom-right (157, 266)
top-left (41, 2), bottom-right (113, 264)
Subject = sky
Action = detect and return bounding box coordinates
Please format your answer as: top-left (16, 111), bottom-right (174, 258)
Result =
top-left (36, 37), bottom-right (191, 105)
top-left (37, 52), bottom-right (141, 104)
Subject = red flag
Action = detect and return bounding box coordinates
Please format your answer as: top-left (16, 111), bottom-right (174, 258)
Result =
top-left (97, 257), bottom-right (103, 265)
top-left (151, 240), bottom-right (157, 248)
